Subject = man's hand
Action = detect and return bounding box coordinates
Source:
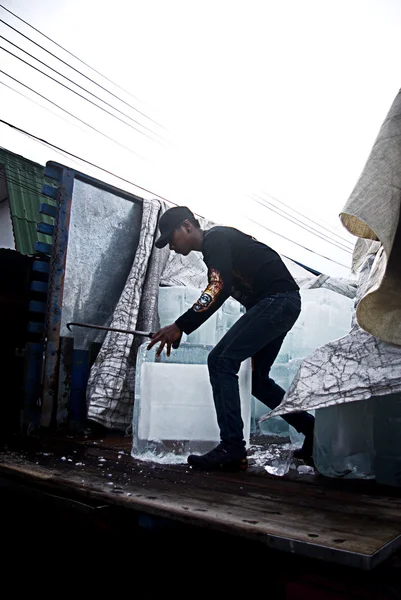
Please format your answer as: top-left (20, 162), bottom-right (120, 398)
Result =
top-left (147, 323), bottom-right (182, 357)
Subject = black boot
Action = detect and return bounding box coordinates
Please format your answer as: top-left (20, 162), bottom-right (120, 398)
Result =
top-left (188, 443), bottom-right (248, 472)
top-left (284, 412), bottom-right (315, 460)
top-left (293, 432), bottom-right (314, 460)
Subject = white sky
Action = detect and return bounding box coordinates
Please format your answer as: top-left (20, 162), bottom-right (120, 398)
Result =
top-left (1, 0), bottom-right (400, 276)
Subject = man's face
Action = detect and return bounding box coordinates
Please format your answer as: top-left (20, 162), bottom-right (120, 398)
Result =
top-left (169, 223), bottom-right (193, 256)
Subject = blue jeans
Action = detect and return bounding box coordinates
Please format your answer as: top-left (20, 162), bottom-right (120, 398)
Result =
top-left (207, 290), bottom-right (315, 451)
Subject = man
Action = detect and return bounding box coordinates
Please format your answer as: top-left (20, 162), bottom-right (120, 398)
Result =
top-left (148, 206), bottom-right (315, 471)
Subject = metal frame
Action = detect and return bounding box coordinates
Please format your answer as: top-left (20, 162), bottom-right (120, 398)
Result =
top-left (39, 161), bottom-right (144, 428)
top-left (40, 165), bottom-right (73, 426)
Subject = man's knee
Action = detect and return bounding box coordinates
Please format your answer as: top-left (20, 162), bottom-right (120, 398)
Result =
top-left (207, 345), bottom-right (239, 375)
top-left (208, 345), bottom-right (222, 372)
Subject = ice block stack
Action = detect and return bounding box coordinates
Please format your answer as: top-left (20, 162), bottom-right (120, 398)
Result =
top-left (313, 399), bottom-right (375, 479)
top-left (373, 392), bottom-right (401, 487)
top-left (253, 288), bottom-right (354, 441)
top-left (313, 392), bottom-right (401, 486)
top-left (132, 342), bottom-right (252, 462)
top-left (157, 285), bottom-right (244, 345)
top-left (131, 286), bottom-right (250, 463)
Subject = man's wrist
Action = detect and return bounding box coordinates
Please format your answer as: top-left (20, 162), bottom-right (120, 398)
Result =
top-left (174, 317), bottom-right (188, 334)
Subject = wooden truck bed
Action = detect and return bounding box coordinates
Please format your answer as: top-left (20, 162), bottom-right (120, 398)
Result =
top-left (1, 432), bottom-right (400, 574)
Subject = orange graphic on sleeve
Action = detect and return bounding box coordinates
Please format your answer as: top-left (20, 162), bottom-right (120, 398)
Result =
top-left (192, 268), bottom-right (224, 312)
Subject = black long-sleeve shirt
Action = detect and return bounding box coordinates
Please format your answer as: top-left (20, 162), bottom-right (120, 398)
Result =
top-left (175, 226), bottom-right (299, 335)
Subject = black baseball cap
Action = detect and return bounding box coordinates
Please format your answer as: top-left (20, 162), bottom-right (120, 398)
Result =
top-left (155, 206), bottom-right (196, 248)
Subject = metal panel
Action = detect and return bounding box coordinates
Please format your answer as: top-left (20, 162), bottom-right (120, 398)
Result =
top-left (0, 148), bottom-right (55, 255)
top-left (59, 177), bottom-right (143, 349)
top-left (40, 162), bottom-right (144, 427)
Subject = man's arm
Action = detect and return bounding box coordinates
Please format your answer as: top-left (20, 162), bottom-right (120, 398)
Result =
top-left (175, 231), bottom-right (232, 334)
top-left (148, 230), bottom-right (232, 356)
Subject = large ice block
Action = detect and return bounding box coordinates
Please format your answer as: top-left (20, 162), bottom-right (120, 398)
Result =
top-left (373, 393), bottom-right (401, 488)
top-left (158, 286), bottom-right (243, 346)
top-left (253, 288), bottom-right (353, 441)
top-left (251, 362), bottom-right (291, 438)
top-left (252, 360), bottom-right (311, 440)
top-left (132, 342), bottom-right (252, 463)
top-left (289, 288), bottom-right (353, 359)
top-left (158, 286), bottom-right (217, 345)
top-left (313, 399), bottom-right (375, 479)
top-left (252, 403), bottom-right (290, 438)
top-left (313, 393), bottom-right (401, 485)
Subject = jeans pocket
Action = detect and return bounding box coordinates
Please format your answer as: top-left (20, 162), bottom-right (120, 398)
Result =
top-left (273, 295), bottom-right (301, 334)
top-left (286, 292), bottom-right (301, 313)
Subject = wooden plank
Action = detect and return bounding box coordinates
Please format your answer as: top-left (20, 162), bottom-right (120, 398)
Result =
top-left (0, 451), bottom-right (400, 570)
top-left (1, 460), bottom-right (397, 563)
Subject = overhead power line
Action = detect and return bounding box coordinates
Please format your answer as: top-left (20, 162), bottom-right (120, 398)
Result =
top-left (0, 162), bottom-right (49, 189)
top-left (0, 82), bottom-right (101, 173)
top-left (2, 167), bottom-right (350, 273)
top-left (0, 70), bottom-right (147, 161)
top-left (0, 34), bottom-right (167, 142)
top-left (0, 7), bottom-right (169, 132)
top-left (0, 118), bottom-right (178, 205)
top-left (0, 172), bottom-right (53, 199)
top-left (246, 216), bottom-right (350, 269)
top-left (250, 193), bottom-right (353, 254)
top-left (1, 117), bottom-right (352, 270)
top-left (258, 189), bottom-right (354, 247)
top-left (0, 153), bottom-right (62, 188)
top-left (0, 78), bottom-right (97, 139)
top-left (1, 46), bottom-right (163, 146)
top-left (253, 192), bottom-right (354, 250)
